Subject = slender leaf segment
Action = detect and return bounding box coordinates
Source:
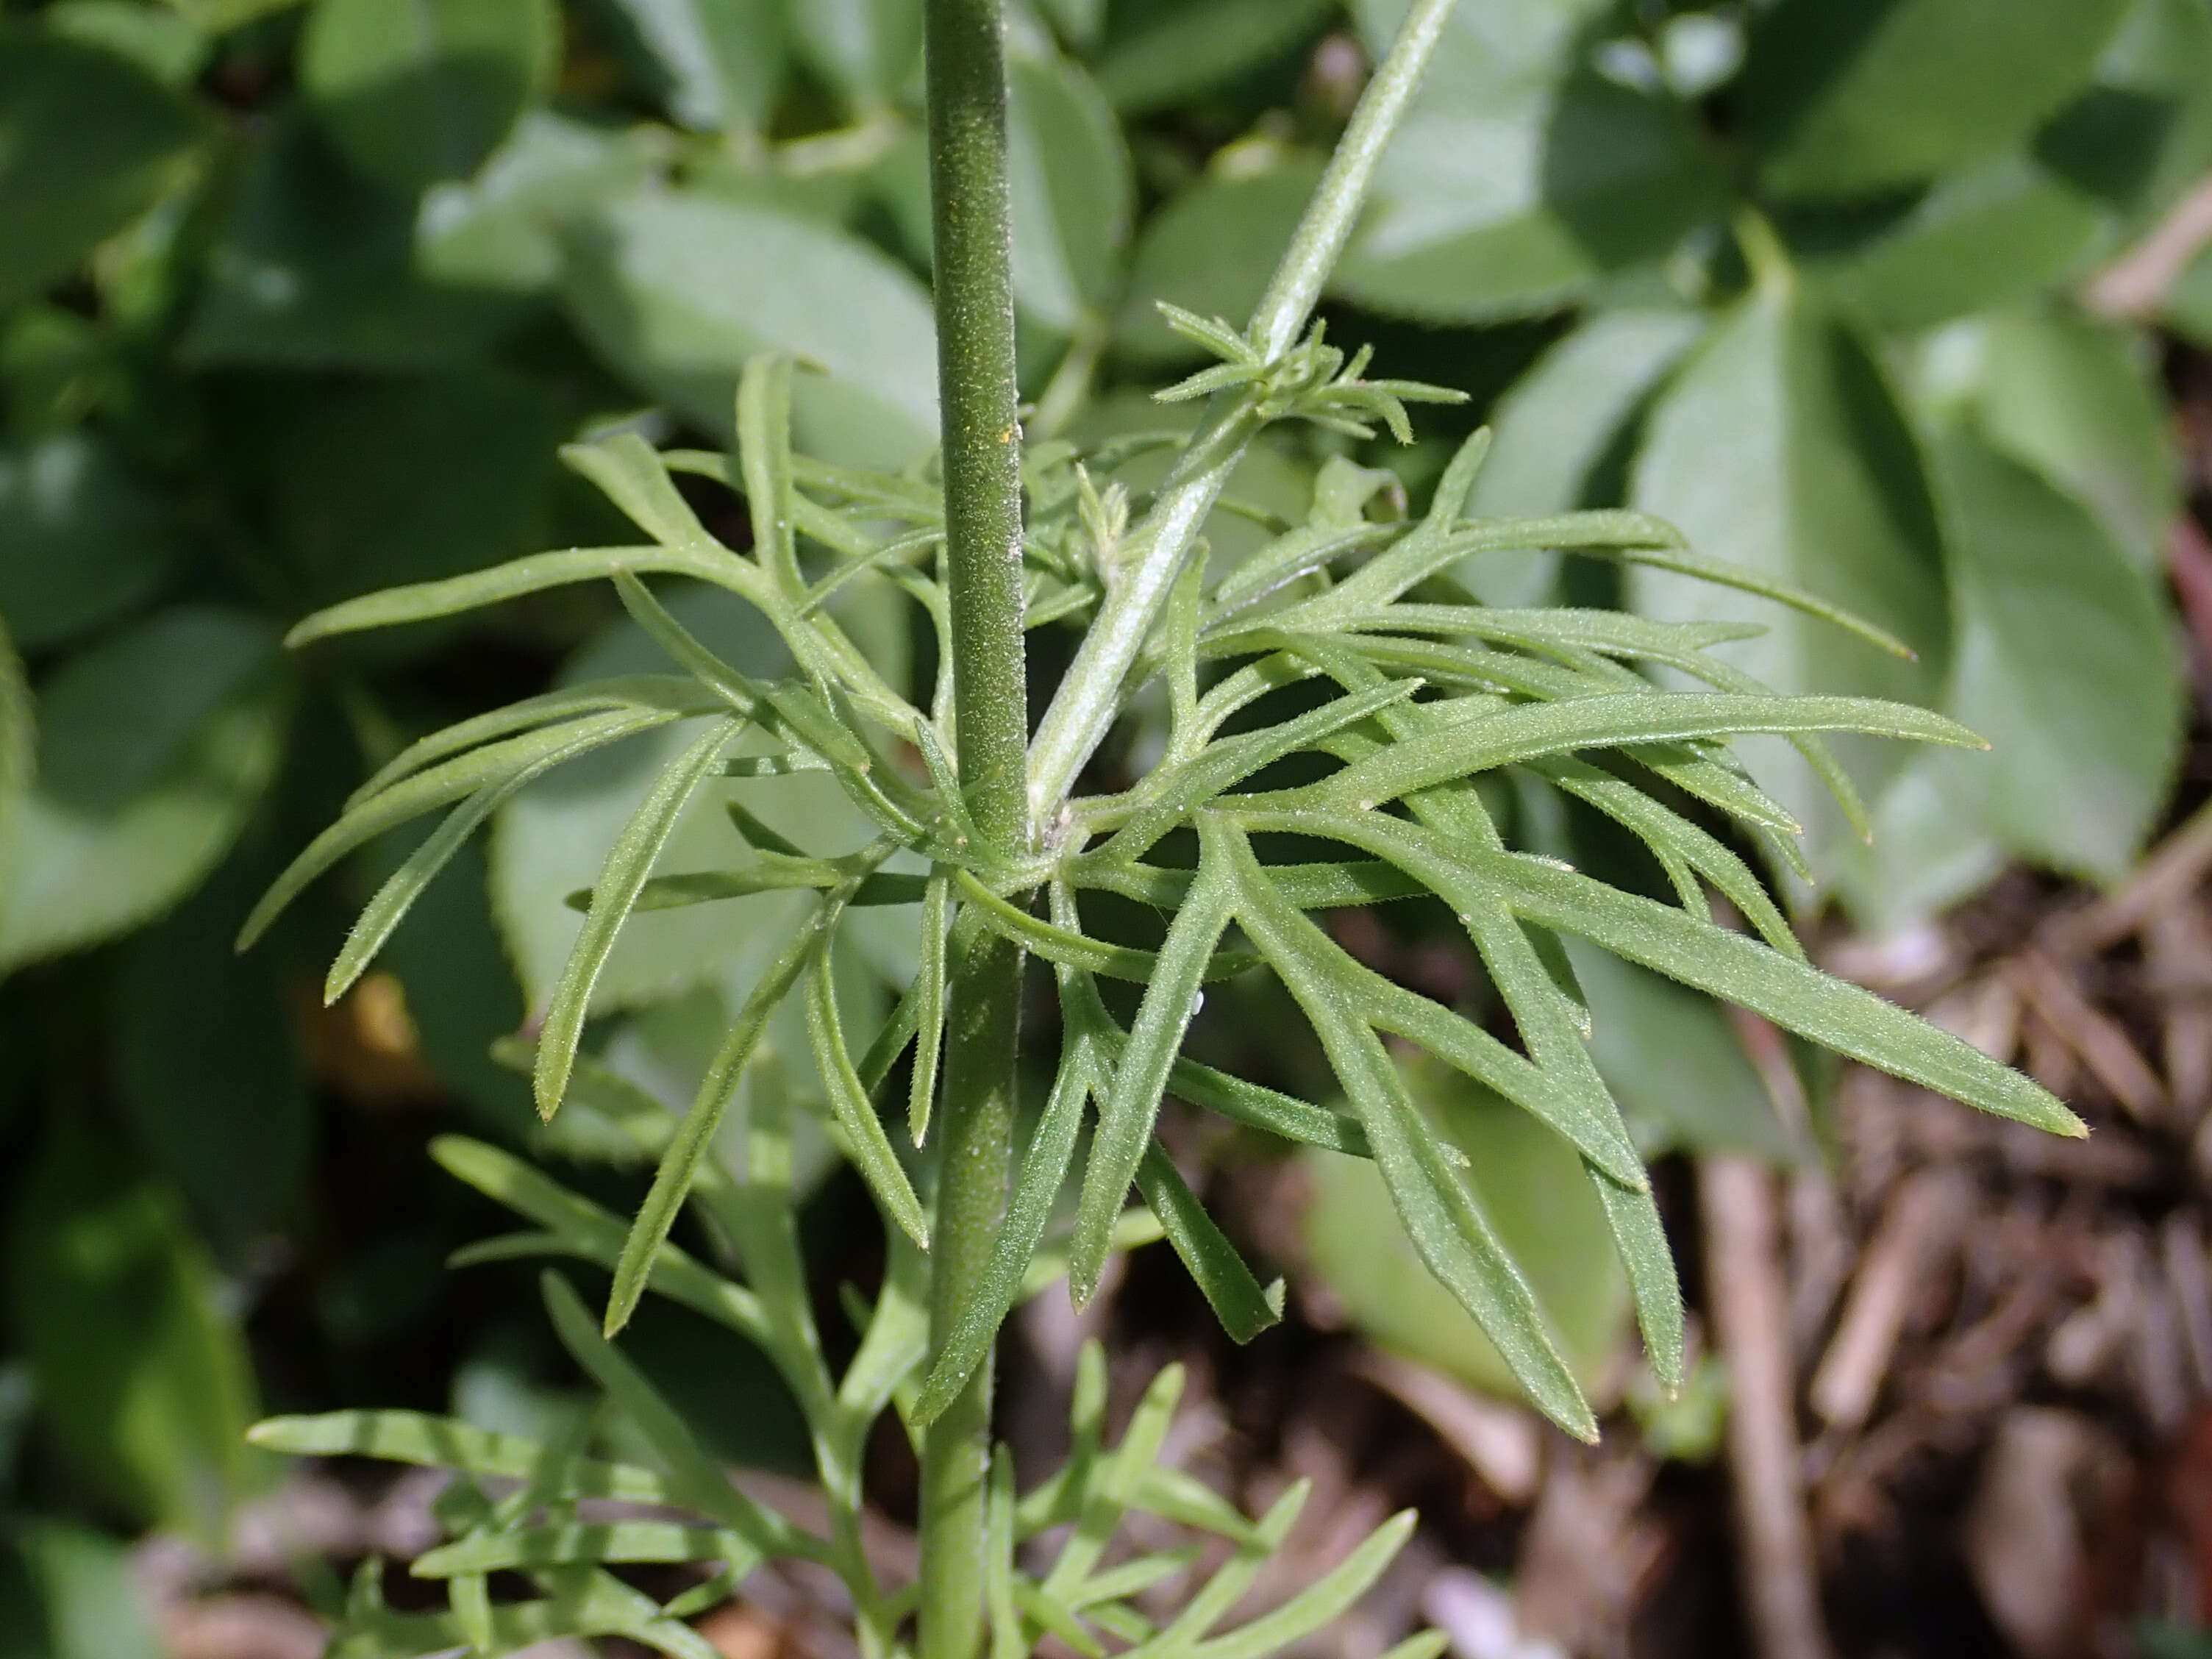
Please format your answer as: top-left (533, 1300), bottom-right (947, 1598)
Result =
top-left (231, 0), bottom-right (2088, 1652)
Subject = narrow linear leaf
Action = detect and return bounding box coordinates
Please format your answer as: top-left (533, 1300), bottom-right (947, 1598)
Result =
top-left (737, 353), bottom-right (804, 592)
top-left (1133, 1141), bottom-right (1283, 1344)
top-left (284, 545), bottom-right (769, 647)
top-left (563, 435), bottom-right (726, 552)
top-left (1068, 852), bottom-right (1235, 1306)
top-left (1216, 819), bottom-right (1596, 1440)
top-left (1317, 692), bottom-right (1980, 810)
top-left (606, 905), bottom-right (832, 1335)
top-left (913, 1008), bottom-right (1095, 1426)
top-left (1329, 815), bottom-right (2083, 1136)
top-left (247, 1411), bottom-right (673, 1505)
top-left (413, 1521), bottom-right (755, 1577)
top-left (540, 1272), bottom-right (825, 1560)
top-left (1153, 1483), bottom-right (1306, 1649)
top-left (957, 868), bottom-right (1260, 983)
top-left (908, 870), bottom-right (951, 1146)
top-left (1079, 857), bottom-right (1424, 912)
top-left (348, 676), bottom-right (722, 808)
top-left (430, 1135), bottom-right (771, 1347)
top-left (806, 948), bottom-right (930, 1248)
top-left (327, 747), bottom-right (566, 1004)
top-left (536, 718), bottom-right (741, 1119)
top-left (1190, 1511), bottom-right (1417, 1659)
top-left (1589, 1167), bottom-right (1684, 1394)
top-left (240, 706), bottom-right (675, 950)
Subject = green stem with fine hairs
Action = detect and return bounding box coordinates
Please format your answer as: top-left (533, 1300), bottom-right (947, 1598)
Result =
top-left (918, 1), bottom-right (1029, 1657)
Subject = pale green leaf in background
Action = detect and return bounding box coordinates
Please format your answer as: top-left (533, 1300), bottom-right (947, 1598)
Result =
top-left (1335, 0), bottom-right (1724, 322)
top-left (1093, 0), bottom-right (1331, 115)
top-left (1922, 428), bottom-right (2178, 885)
top-left (782, 0), bottom-right (921, 113)
top-left (1007, 51), bottom-right (1131, 334)
top-left (1114, 160), bottom-right (1322, 364)
top-left (563, 191), bottom-right (938, 464)
top-left (0, 607), bottom-right (287, 971)
top-left (1925, 308), bottom-right (2180, 575)
top-left (604, 0), bottom-right (785, 133)
top-left (415, 111), bottom-right (660, 296)
top-left (1629, 287), bottom-right (1949, 882)
top-left (1741, 0), bottom-right (2132, 200)
top-left (1455, 308), bottom-right (1704, 605)
top-left (302, 0), bottom-right (557, 195)
top-left (1793, 157), bottom-right (2107, 331)
top-left (43, 0), bottom-right (210, 88)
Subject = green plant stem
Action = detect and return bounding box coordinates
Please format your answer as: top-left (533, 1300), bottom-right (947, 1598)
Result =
top-left (919, 2), bottom-right (1029, 1658)
top-left (1024, 0), bottom-right (1460, 819)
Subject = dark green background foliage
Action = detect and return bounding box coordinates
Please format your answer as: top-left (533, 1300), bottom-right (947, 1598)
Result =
top-left (0, 0), bottom-right (2202, 1643)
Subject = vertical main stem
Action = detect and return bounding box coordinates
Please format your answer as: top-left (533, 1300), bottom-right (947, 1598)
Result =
top-left (919, 4), bottom-right (1027, 1659)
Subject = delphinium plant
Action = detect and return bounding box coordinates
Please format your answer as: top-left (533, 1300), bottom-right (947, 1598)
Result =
top-left (237, 0), bottom-right (2081, 1654)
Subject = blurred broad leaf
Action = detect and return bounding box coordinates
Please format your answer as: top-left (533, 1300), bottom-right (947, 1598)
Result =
top-left (1335, 0), bottom-right (1724, 322)
top-left (1932, 309), bottom-right (2180, 575)
top-left (117, 859), bottom-right (311, 1257)
top-left (1115, 159), bottom-right (1321, 364)
top-left (1007, 51), bottom-right (1131, 334)
top-left (563, 190), bottom-right (938, 463)
top-left (188, 113), bottom-right (531, 369)
top-left (416, 111), bottom-right (660, 295)
top-left (1570, 943), bottom-right (1802, 1162)
top-left (1092, 0), bottom-right (1332, 115)
top-left (0, 607), bottom-right (287, 971)
top-left (0, 26), bottom-right (199, 310)
top-left (160, 0), bottom-right (307, 32)
top-left (0, 1524), bottom-right (163, 1659)
top-left (1630, 287), bottom-right (1949, 880)
top-left (2035, 0), bottom-right (2212, 228)
top-left (43, 0), bottom-right (210, 89)
top-left (4, 1120), bottom-right (262, 1542)
top-left (1741, 0), bottom-right (2132, 201)
top-left (1793, 157), bottom-right (2108, 331)
top-left (782, 0), bottom-right (920, 112)
top-left (0, 432), bottom-right (182, 652)
top-left (1924, 427), bottom-right (2180, 882)
top-left (2169, 240), bottom-right (2212, 349)
top-left (602, 0), bottom-right (785, 133)
top-left (1304, 1054), bottom-right (1629, 1403)
top-left (1838, 750), bottom-right (2008, 935)
top-left (302, 0), bottom-right (557, 195)
top-left (1841, 424), bottom-right (2181, 924)
top-left (268, 370), bottom-right (565, 607)
top-left (1457, 308), bottom-right (1704, 606)
top-left (0, 618), bottom-right (24, 874)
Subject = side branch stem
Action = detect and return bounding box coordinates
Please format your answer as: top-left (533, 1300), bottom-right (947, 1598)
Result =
top-left (1022, 0), bottom-right (1459, 820)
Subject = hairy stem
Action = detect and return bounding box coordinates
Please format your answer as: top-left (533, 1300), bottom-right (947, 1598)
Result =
top-left (1024, 0), bottom-right (1460, 819)
top-left (919, 2), bottom-right (1027, 1657)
